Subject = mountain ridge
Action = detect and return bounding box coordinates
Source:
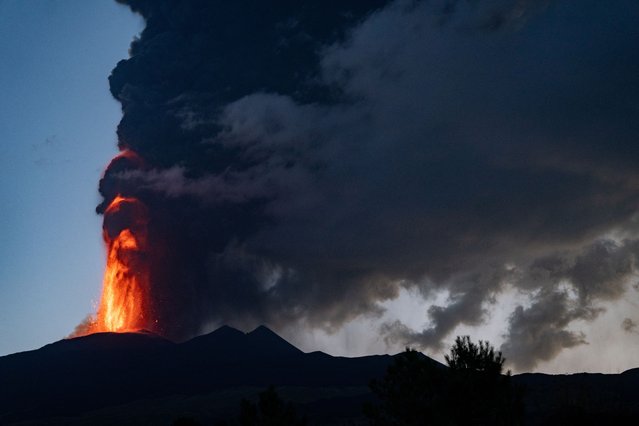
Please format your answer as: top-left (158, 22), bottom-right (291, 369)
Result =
top-left (1, 326), bottom-right (638, 425)
top-left (0, 325), bottom-right (394, 424)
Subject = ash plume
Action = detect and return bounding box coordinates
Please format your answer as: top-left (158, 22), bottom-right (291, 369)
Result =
top-left (622, 318), bottom-right (638, 334)
top-left (96, 0), bottom-right (639, 369)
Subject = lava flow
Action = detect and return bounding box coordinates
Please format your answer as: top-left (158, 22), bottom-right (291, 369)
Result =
top-left (81, 194), bottom-right (154, 335)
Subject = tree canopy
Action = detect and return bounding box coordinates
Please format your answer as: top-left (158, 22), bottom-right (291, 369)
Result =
top-left (366, 336), bottom-right (522, 425)
top-left (239, 386), bottom-right (306, 426)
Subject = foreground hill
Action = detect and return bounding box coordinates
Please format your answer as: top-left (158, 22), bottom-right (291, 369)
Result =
top-left (515, 369), bottom-right (639, 425)
top-left (1, 327), bottom-right (637, 425)
top-left (0, 326), bottom-right (398, 424)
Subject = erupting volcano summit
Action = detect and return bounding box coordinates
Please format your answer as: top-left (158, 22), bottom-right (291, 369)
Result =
top-left (94, 194), bottom-right (152, 333)
top-left (73, 150), bottom-right (161, 337)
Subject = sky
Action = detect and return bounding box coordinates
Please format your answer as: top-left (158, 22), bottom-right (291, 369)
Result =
top-left (1, 0), bottom-right (639, 375)
top-left (0, 0), bottom-right (141, 356)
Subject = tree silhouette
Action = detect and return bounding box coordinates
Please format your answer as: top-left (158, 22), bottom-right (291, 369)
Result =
top-left (365, 348), bottom-right (448, 425)
top-left (365, 336), bottom-right (522, 425)
top-left (239, 386), bottom-right (306, 426)
top-left (445, 335), bottom-right (505, 374)
top-left (445, 336), bottom-right (521, 425)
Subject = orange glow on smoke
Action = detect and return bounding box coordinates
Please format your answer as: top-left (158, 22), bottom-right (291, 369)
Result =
top-left (80, 195), bottom-right (153, 335)
top-left (110, 148), bottom-right (144, 169)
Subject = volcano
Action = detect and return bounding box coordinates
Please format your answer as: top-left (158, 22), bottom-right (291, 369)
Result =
top-left (0, 326), bottom-right (396, 425)
top-left (1, 327), bottom-right (638, 425)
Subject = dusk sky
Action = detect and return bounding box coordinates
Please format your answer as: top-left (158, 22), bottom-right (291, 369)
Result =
top-left (0, 0), bottom-right (140, 356)
top-left (1, 0), bottom-right (639, 375)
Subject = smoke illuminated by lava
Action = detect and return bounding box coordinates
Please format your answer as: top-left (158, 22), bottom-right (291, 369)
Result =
top-left (73, 150), bottom-right (157, 337)
top-left (94, 195), bottom-right (152, 332)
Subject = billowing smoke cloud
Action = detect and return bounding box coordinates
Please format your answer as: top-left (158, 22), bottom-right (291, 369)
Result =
top-left (99, 0), bottom-right (639, 368)
top-left (622, 318), bottom-right (638, 334)
top-left (500, 239), bottom-right (639, 369)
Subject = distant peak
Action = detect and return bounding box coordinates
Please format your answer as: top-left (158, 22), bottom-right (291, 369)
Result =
top-left (246, 325), bottom-right (303, 355)
top-left (186, 325), bottom-right (244, 343)
top-left (211, 325), bottom-right (245, 338)
top-left (248, 325), bottom-right (276, 335)
top-left (215, 325), bottom-right (243, 334)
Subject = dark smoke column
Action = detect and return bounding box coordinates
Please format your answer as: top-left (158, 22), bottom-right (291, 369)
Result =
top-left (90, 0), bottom-right (390, 341)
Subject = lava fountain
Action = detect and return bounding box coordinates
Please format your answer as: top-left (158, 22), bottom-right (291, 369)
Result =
top-left (92, 194), bottom-right (153, 332)
top-left (72, 149), bottom-right (157, 337)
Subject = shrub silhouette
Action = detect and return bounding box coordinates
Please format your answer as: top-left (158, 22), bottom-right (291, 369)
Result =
top-left (366, 336), bottom-right (522, 425)
top-left (445, 335), bottom-right (504, 374)
top-left (365, 348), bottom-right (449, 425)
top-left (239, 386), bottom-right (306, 426)
top-left (445, 336), bottom-right (522, 425)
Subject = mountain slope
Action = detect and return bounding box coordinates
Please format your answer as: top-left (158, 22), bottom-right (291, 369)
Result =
top-left (2, 327), bottom-right (638, 425)
top-left (0, 326), bottom-right (393, 424)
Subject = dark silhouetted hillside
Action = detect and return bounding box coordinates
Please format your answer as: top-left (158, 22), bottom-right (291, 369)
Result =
top-left (0, 326), bottom-right (392, 424)
top-left (1, 327), bottom-right (638, 425)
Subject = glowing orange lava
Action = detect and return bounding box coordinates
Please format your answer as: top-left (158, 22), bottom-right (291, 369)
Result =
top-left (88, 195), bottom-right (153, 334)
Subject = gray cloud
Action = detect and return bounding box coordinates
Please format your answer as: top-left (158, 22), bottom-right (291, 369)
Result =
top-left (622, 318), bottom-right (638, 334)
top-left (383, 265), bottom-right (514, 351)
top-left (499, 238), bottom-right (639, 369)
top-left (500, 289), bottom-right (592, 371)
